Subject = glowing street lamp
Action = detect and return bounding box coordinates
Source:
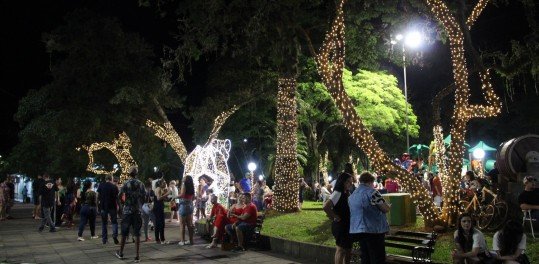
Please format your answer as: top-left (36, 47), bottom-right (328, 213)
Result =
top-left (248, 162), bottom-right (257, 188)
top-left (391, 30), bottom-right (424, 152)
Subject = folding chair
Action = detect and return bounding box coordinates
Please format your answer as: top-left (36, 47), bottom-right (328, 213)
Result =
top-left (522, 210), bottom-right (536, 240)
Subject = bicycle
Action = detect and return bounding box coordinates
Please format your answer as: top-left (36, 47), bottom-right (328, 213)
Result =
top-left (458, 187), bottom-right (508, 230)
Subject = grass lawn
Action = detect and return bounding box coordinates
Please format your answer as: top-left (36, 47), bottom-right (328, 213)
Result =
top-left (262, 201), bottom-right (538, 263)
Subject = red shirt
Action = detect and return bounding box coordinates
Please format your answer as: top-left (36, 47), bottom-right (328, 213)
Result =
top-left (210, 203), bottom-right (227, 218)
top-left (432, 176), bottom-right (443, 196)
top-left (242, 202), bottom-right (258, 225)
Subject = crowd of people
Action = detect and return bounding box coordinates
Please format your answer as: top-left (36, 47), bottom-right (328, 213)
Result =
top-left (23, 168), bottom-right (271, 262)
top-left (320, 162), bottom-right (537, 264)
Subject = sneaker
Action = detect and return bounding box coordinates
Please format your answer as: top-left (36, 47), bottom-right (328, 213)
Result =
top-left (205, 243), bottom-right (217, 249)
top-left (177, 241), bottom-right (186, 246)
top-left (144, 237), bottom-right (153, 242)
top-left (156, 240), bottom-right (162, 244)
top-left (115, 251), bottom-right (124, 260)
top-left (231, 246), bottom-right (246, 252)
top-left (38, 226), bottom-right (44, 232)
top-left (91, 236), bottom-right (99, 239)
top-left (134, 256), bottom-right (140, 263)
top-left (113, 237), bottom-right (119, 245)
top-left (78, 237), bottom-right (85, 241)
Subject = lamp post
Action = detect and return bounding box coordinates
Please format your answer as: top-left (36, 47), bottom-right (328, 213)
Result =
top-left (391, 31), bottom-right (423, 152)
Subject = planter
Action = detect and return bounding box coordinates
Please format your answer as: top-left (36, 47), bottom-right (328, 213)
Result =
top-left (266, 235), bottom-right (335, 263)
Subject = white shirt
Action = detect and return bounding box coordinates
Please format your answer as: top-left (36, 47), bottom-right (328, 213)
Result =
top-left (329, 191), bottom-right (342, 206)
top-left (453, 228), bottom-right (488, 253)
top-left (492, 231), bottom-right (526, 253)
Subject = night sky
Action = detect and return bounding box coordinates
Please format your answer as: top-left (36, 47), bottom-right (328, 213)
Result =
top-left (1, 1), bottom-right (537, 157)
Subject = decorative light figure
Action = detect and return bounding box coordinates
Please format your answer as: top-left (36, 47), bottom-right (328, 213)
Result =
top-left (78, 132), bottom-right (137, 183)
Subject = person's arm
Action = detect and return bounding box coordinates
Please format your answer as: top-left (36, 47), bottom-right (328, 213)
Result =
top-left (323, 191), bottom-right (342, 222)
top-left (371, 190), bottom-right (390, 213)
top-left (520, 203), bottom-right (539, 210)
top-left (179, 183), bottom-right (186, 197)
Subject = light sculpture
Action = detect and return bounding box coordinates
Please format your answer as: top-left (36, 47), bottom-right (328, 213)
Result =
top-left (78, 132), bottom-right (137, 183)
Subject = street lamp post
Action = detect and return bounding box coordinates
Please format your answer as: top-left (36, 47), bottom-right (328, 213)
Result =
top-left (248, 162), bottom-right (257, 188)
top-left (392, 31), bottom-right (422, 152)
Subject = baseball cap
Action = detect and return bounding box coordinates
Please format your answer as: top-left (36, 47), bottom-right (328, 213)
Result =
top-left (523, 176), bottom-right (537, 184)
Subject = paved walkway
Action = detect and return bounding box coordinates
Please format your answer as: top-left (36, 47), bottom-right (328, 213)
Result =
top-left (0, 203), bottom-right (307, 264)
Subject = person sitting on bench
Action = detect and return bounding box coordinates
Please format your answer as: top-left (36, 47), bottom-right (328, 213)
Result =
top-left (225, 193), bottom-right (257, 252)
top-left (206, 194), bottom-right (229, 248)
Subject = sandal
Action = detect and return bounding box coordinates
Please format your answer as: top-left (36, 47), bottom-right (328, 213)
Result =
top-left (205, 244), bottom-right (217, 249)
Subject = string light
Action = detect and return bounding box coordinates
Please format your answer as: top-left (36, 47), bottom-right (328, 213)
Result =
top-left (146, 120), bottom-right (188, 164)
top-left (316, 0), bottom-right (440, 221)
top-left (274, 77), bottom-right (300, 212)
top-left (78, 132), bottom-right (137, 183)
top-left (425, 0), bottom-right (501, 223)
top-left (206, 105), bottom-right (239, 143)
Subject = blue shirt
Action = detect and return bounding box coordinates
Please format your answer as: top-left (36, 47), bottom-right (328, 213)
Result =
top-left (349, 184), bottom-right (389, 234)
top-left (240, 178), bottom-right (252, 193)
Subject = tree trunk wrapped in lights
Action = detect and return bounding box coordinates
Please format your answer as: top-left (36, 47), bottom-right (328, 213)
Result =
top-left (316, 0), bottom-right (439, 223)
top-left (274, 77), bottom-right (300, 212)
top-left (79, 132), bottom-right (137, 184)
top-left (424, 0), bottom-right (501, 223)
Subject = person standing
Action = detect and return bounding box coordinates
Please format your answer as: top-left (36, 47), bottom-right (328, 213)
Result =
top-left (0, 176), bottom-right (10, 221)
top-left (116, 168), bottom-right (146, 263)
top-left (153, 180), bottom-right (170, 244)
top-left (239, 173), bottom-right (252, 194)
top-left (32, 174), bottom-right (45, 219)
top-left (97, 174), bottom-right (119, 244)
top-left (38, 174), bottom-right (58, 232)
top-left (77, 180), bottom-right (98, 241)
top-left (323, 172), bottom-right (353, 264)
top-left (168, 180), bottom-right (179, 222)
top-left (141, 181), bottom-right (155, 242)
top-left (5, 176), bottom-right (15, 219)
top-left (55, 178), bottom-right (65, 227)
top-left (349, 172), bottom-right (390, 264)
top-left (178, 175), bottom-right (195, 246)
top-left (195, 177), bottom-right (209, 220)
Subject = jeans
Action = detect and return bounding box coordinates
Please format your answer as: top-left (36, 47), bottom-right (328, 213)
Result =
top-left (78, 205), bottom-right (97, 237)
top-left (142, 209), bottom-right (155, 239)
top-left (39, 206), bottom-right (55, 231)
top-left (100, 209), bottom-right (118, 242)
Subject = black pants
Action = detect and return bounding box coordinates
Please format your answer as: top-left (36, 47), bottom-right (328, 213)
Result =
top-left (357, 233), bottom-right (385, 264)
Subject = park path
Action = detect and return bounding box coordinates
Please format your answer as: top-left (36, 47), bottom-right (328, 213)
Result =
top-left (0, 203), bottom-right (307, 264)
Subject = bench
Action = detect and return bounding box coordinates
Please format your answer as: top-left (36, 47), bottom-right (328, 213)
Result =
top-left (221, 213), bottom-right (267, 250)
top-left (385, 231), bottom-right (437, 263)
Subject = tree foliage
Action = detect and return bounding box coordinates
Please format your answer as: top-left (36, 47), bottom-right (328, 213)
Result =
top-left (9, 10), bottom-right (183, 178)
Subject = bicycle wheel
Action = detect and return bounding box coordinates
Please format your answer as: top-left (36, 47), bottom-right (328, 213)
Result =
top-left (489, 201), bottom-right (508, 230)
top-left (477, 204), bottom-right (495, 230)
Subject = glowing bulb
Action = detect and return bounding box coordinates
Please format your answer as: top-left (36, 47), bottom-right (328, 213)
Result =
top-left (405, 31), bottom-right (423, 48)
top-left (473, 149), bottom-right (485, 159)
top-left (248, 162), bottom-right (257, 172)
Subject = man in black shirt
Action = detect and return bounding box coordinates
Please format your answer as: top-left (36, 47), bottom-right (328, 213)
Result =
top-left (33, 174), bottom-right (45, 219)
top-left (38, 174), bottom-right (58, 232)
top-left (518, 175), bottom-right (539, 227)
top-left (98, 174), bottom-right (119, 244)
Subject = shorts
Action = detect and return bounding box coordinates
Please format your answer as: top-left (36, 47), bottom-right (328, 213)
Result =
top-left (179, 199), bottom-right (193, 217)
top-left (121, 213), bottom-right (142, 237)
top-left (236, 222), bottom-right (255, 234)
top-left (332, 221), bottom-right (352, 249)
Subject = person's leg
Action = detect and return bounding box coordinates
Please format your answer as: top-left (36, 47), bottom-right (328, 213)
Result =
top-left (370, 234), bottom-right (386, 264)
top-left (160, 211), bottom-right (165, 241)
top-left (344, 248), bottom-right (351, 264)
top-left (179, 216), bottom-right (186, 242)
top-left (101, 210), bottom-right (109, 242)
top-left (78, 206), bottom-right (88, 237)
top-left (235, 225), bottom-right (244, 248)
top-left (358, 234), bottom-right (371, 264)
top-left (133, 214), bottom-right (142, 259)
top-left (111, 209), bottom-right (118, 242)
top-left (142, 212), bottom-right (149, 240)
top-left (44, 207), bottom-right (55, 230)
top-left (89, 208), bottom-right (96, 237)
top-left (334, 246), bottom-right (344, 264)
top-left (186, 213), bottom-right (194, 244)
top-left (39, 207), bottom-right (48, 230)
top-left (117, 214), bottom-right (130, 258)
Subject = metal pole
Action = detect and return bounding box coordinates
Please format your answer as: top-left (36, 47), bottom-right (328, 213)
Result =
top-left (403, 43), bottom-right (410, 152)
